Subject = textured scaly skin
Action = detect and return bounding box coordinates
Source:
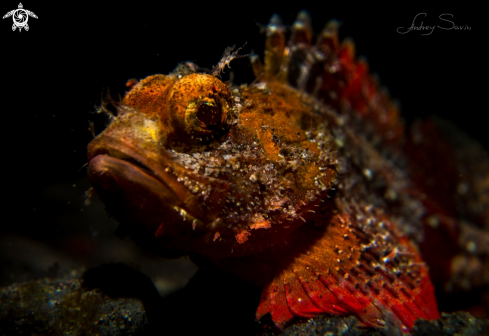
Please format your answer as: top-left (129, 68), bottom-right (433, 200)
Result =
top-left (86, 11), bottom-right (489, 333)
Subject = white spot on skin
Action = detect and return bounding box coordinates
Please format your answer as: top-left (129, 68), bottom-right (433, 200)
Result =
top-left (457, 183), bottom-right (469, 195)
top-left (426, 216), bottom-right (439, 228)
top-left (466, 241), bottom-right (477, 253)
top-left (363, 168), bottom-right (372, 180)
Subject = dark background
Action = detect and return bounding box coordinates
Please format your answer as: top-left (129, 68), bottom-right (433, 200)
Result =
top-left (1, 1), bottom-right (486, 331)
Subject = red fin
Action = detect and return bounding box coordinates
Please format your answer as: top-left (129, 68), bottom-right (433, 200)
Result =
top-left (284, 271), bottom-right (323, 317)
top-left (256, 282), bottom-right (272, 321)
top-left (297, 266), bottom-right (348, 315)
top-left (269, 274), bottom-right (295, 330)
top-left (407, 118), bottom-right (489, 292)
top-left (318, 272), bottom-right (384, 327)
top-left (256, 211), bottom-right (439, 331)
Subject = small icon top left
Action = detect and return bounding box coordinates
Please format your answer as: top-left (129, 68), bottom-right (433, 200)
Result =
top-left (3, 3), bottom-right (37, 32)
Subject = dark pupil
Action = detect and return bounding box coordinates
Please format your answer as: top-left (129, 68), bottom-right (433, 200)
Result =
top-left (197, 100), bottom-right (222, 129)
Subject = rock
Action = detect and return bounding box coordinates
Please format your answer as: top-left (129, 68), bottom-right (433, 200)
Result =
top-left (0, 277), bottom-right (148, 335)
top-left (2, 265), bottom-right (488, 336)
top-left (258, 311), bottom-right (489, 336)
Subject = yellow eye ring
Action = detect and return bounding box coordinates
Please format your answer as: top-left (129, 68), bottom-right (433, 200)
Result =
top-left (165, 74), bottom-right (232, 146)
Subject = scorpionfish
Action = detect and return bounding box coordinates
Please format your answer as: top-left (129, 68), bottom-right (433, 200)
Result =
top-left (87, 12), bottom-right (489, 332)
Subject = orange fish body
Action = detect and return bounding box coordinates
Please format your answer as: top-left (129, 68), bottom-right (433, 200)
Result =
top-left (87, 11), bottom-right (488, 332)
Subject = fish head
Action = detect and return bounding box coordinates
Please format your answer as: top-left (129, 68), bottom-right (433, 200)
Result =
top-left (87, 69), bottom-right (338, 258)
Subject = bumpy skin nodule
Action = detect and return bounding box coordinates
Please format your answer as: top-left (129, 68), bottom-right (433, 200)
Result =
top-left (86, 11), bottom-right (489, 332)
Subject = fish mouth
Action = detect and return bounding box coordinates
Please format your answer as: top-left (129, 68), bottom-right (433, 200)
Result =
top-left (88, 134), bottom-right (178, 199)
top-left (87, 134), bottom-right (216, 243)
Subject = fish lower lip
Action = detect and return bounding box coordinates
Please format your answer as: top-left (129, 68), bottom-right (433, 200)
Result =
top-left (87, 135), bottom-right (165, 185)
top-left (89, 154), bottom-right (165, 192)
top-left (88, 153), bottom-right (184, 234)
top-left (87, 135), bottom-right (190, 236)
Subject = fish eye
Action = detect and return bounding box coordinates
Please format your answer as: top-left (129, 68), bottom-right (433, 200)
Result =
top-left (165, 74), bottom-right (232, 145)
top-left (196, 97), bottom-right (222, 130)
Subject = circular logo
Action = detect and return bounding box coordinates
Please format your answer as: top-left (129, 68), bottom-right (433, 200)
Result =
top-left (13, 9), bottom-right (27, 27)
top-left (3, 3), bottom-right (38, 32)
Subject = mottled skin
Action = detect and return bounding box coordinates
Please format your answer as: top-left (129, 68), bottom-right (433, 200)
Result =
top-left (87, 12), bottom-right (489, 333)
